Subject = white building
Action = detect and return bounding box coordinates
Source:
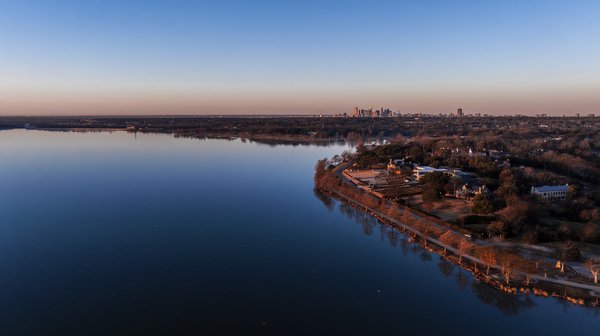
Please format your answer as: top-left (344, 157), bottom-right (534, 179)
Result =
top-left (413, 166), bottom-right (449, 181)
top-left (530, 184), bottom-right (569, 201)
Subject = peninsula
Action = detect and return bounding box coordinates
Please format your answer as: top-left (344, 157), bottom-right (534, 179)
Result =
top-left (314, 131), bottom-right (600, 306)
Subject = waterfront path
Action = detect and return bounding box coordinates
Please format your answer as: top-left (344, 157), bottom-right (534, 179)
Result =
top-left (329, 163), bottom-right (600, 293)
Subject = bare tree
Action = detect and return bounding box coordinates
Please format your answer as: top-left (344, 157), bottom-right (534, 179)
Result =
top-left (498, 253), bottom-right (525, 284)
top-left (415, 221), bottom-right (431, 247)
top-left (457, 238), bottom-right (474, 265)
top-left (401, 209), bottom-right (414, 226)
top-left (438, 231), bottom-right (457, 254)
top-left (519, 260), bottom-right (537, 285)
top-left (585, 257), bottom-right (600, 284)
top-left (476, 246), bottom-right (499, 275)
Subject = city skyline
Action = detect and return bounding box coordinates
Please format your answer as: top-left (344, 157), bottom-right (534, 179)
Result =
top-left (1, 0), bottom-right (599, 116)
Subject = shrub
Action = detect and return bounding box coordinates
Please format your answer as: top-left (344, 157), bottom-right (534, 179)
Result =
top-left (522, 230), bottom-right (539, 244)
top-left (557, 241), bottom-right (581, 261)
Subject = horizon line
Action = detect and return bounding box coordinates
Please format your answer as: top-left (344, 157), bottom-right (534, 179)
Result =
top-left (0, 113), bottom-right (597, 118)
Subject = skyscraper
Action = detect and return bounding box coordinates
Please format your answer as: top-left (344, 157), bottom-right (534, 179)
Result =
top-left (457, 108), bottom-right (463, 117)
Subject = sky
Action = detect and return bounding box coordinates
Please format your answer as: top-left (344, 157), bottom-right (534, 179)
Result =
top-left (0, 0), bottom-right (599, 116)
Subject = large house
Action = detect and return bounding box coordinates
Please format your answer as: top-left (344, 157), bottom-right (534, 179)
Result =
top-left (455, 184), bottom-right (489, 201)
top-left (413, 165), bottom-right (449, 181)
top-left (387, 159), bottom-right (404, 171)
top-left (530, 184), bottom-right (569, 201)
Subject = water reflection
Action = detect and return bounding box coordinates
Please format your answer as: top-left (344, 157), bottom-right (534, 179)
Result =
top-left (387, 230), bottom-right (400, 248)
top-left (313, 189), bottom-right (334, 213)
top-left (455, 268), bottom-right (470, 291)
top-left (172, 134), bottom-right (350, 148)
top-left (4, 130), bottom-right (600, 334)
top-left (419, 251), bottom-right (432, 262)
top-left (471, 281), bottom-right (537, 316)
top-left (337, 200), bottom-right (379, 236)
top-left (252, 139), bottom-right (348, 148)
top-left (438, 257), bottom-right (454, 277)
top-left (315, 194), bottom-right (547, 317)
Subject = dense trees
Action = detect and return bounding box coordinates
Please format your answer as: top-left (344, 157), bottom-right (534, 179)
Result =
top-left (314, 155), bottom-right (600, 292)
top-left (343, 126), bottom-right (600, 248)
top-left (310, 116), bottom-right (600, 256)
top-left (581, 223), bottom-right (600, 243)
top-left (495, 169), bottom-right (519, 199)
top-left (472, 193), bottom-right (493, 214)
top-left (420, 172), bottom-right (450, 203)
top-left (557, 241), bottom-right (581, 262)
top-left (498, 203), bottom-right (528, 232)
top-left (314, 158), bottom-right (341, 191)
top-left (488, 221), bottom-right (508, 239)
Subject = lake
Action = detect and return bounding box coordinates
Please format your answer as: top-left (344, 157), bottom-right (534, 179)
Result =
top-left (0, 130), bottom-right (599, 335)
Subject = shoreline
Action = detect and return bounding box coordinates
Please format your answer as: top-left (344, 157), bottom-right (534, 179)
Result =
top-left (316, 162), bottom-right (600, 306)
top-left (2, 127), bottom-right (353, 145)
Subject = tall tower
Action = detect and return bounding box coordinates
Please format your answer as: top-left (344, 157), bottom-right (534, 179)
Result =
top-left (457, 108), bottom-right (463, 117)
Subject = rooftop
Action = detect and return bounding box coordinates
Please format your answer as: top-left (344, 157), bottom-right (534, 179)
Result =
top-left (532, 184), bottom-right (569, 193)
top-left (415, 166), bottom-right (448, 173)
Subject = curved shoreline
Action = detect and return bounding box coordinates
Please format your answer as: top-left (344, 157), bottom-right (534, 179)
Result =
top-left (316, 163), bottom-right (600, 306)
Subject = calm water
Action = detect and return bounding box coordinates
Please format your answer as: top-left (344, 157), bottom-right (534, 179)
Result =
top-left (0, 130), bottom-right (599, 335)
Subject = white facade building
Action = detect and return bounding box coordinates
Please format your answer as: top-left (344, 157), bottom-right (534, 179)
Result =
top-left (530, 184), bottom-right (569, 201)
top-left (413, 166), bottom-right (449, 181)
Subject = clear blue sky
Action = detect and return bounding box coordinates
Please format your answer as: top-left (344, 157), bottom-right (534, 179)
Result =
top-left (0, 0), bottom-right (599, 115)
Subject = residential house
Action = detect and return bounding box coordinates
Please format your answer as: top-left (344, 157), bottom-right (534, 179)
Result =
top-left (530, 184), bottom-right (569, 201)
